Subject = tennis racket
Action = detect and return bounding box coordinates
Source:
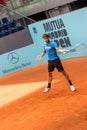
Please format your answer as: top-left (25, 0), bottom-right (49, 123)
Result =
top-left (64, 43), bottom-right (87, 54)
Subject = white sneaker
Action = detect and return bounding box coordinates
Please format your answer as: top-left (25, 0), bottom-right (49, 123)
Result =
top-left (70, 85), bottom-right (76, 92)
top-left (43, 87), bottom-right (51, 93)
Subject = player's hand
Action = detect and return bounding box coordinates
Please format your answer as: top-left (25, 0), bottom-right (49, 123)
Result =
top-left (63, 50), bottom-right (68, 54)
top-left (37, 55), bottom-right (42, 60)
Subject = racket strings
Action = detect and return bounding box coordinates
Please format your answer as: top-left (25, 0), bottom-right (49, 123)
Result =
top-left (76, 44), bottom-right (87, 51)
top-left (71, 43), bottom-right (87, 52)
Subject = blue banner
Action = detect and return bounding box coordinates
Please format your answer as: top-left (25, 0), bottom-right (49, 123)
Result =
top-left (0, 8), bottom-right (87, 76)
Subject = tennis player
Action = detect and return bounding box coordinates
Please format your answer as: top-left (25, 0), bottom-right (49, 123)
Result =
top-left (37, 34), bottom-right (76, 93)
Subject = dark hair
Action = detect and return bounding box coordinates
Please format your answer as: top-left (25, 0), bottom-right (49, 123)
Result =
top-left (42, 34), bottom-right (50, 38)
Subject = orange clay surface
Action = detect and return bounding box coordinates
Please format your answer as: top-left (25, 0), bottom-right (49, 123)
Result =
top-left (0, 57), bottom-right (87, 130)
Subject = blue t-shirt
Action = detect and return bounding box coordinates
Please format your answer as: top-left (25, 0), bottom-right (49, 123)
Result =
top-left (43, 41), bottom-right (59, 61)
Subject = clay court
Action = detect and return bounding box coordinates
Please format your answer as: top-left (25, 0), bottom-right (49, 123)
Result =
top-left (0, 57), bottom-right (87, 130)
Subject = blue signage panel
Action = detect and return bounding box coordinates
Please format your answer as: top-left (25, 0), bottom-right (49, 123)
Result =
top-left (0, 8), bottom-right (87, 76)
top-left (29, 7), bottom-right (87, 60)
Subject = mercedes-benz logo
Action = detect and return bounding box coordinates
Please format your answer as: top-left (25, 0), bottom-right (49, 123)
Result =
top-left (7, 52), bottom-right (19, 64)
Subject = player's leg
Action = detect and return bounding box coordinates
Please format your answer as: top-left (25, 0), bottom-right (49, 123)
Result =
top-left (55, 58), bottom-right (76, 92)
top-left (43, 61), bottom-right (54, 93)
top-left (43, 72), bottom-right (53, 93)
top-left (62, 71), bottom-right (71, 82)
top-left (62, 71), bottom-right (76, 92)
top-left (48, 72), bottom-right (53, 87)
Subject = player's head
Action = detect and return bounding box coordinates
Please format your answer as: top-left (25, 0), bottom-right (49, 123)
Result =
top-left (42, 34), bottom-right (50, 43)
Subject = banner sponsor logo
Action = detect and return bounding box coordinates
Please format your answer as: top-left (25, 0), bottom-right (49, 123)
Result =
top-left (7, 52), bottom-right (19, 64)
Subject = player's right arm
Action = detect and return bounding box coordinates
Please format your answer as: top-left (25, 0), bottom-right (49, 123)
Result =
top-left (37, 50), bottom-right (46, 60)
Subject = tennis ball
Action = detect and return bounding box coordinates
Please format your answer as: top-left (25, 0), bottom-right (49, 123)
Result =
top-left (63, 52), bottom-right (67, 54)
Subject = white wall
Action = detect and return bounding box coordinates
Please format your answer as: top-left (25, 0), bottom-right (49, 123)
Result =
top-left (18, 0), bottom-right (77, 16)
